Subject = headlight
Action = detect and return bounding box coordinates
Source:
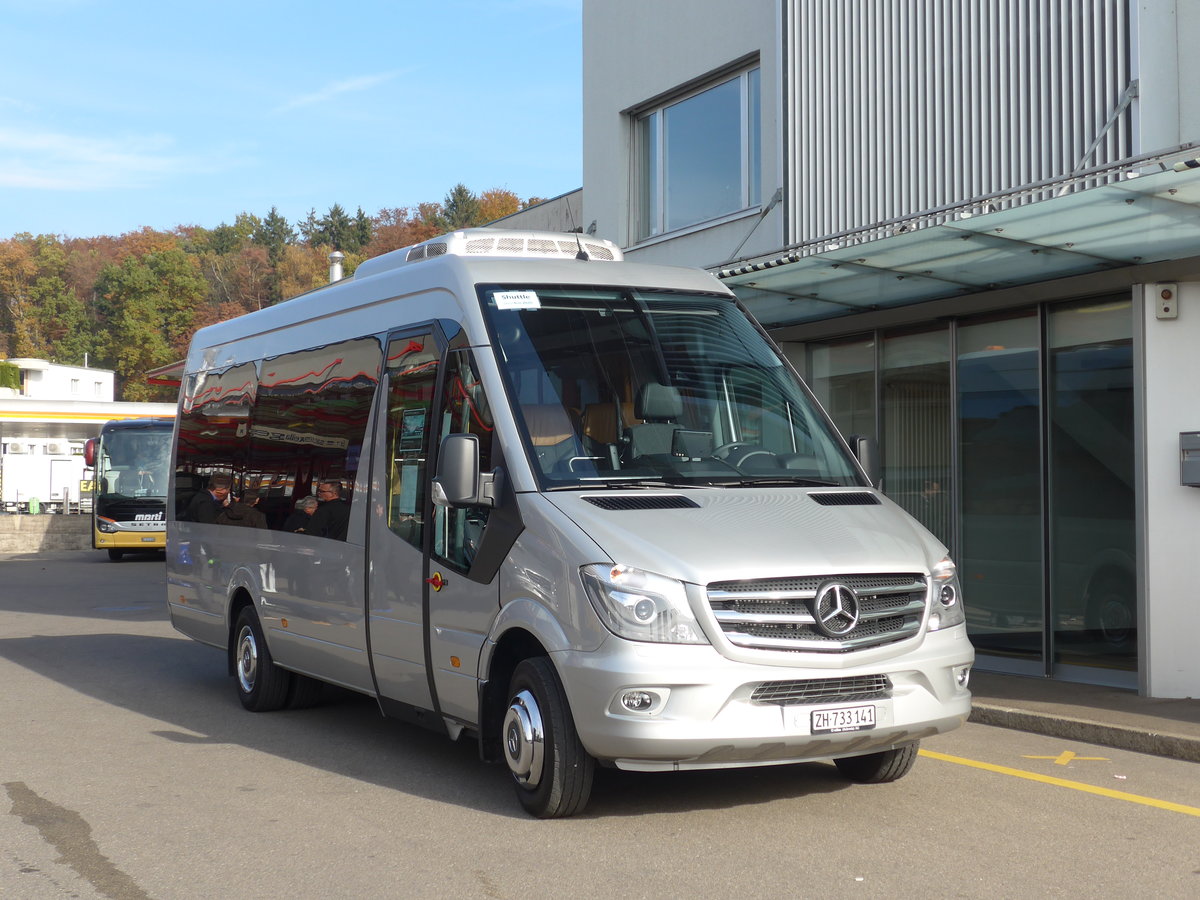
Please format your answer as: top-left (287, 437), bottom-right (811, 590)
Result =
top-left (96, 516), bottom-right (120, 534)
top-left (581, 564), bottom-right (708, 644)
top-left (928, 556), bottom-right (966, 631)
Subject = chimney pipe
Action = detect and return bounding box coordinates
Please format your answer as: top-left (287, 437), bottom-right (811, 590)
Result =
top-left (328, 250), bottom-right (345, 283)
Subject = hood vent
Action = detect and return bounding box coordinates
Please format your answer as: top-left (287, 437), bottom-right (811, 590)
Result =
top-left (809, 491), bottom-right (881, 506)
top-left (583, 495), bottom-right (699, 510)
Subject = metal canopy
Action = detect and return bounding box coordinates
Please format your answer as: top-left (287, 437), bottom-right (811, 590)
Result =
top-left (718, 160), bottom-right (1200, 328)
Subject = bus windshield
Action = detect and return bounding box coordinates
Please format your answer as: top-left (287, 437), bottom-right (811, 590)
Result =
top-left (97, 425), bottom-right (172, 502)
top-left (480, 286), bottom-right (862, 489)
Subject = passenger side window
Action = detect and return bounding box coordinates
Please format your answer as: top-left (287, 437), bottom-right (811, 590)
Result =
top-left (432, 349), bottom-right (494, 571)
top-left (251, 337), bottom-right (381, 532)
top-left (384, 331), bottom-right (440, 549)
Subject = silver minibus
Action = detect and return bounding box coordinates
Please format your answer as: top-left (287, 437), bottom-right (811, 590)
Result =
top-left (166, 229), bottom-right (973, 817)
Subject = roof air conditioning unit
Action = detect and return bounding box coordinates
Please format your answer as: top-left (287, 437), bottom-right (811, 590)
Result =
top-left (6, 441), bottom-right (28, 454)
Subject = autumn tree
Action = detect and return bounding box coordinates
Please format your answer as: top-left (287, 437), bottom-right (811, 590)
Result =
top-left (276, 243), bottom-right (334, 300)
top-left (366, 206), bottom-right (443, 256)
top-left (0, 234), bottom-right (95, 363)
top-left (94, 245), bottom-right (206, 400)
top-left (0, 235), bottom-right (38, 358)
top-left (30, 274), bottom-right (92, 364)
top-left (478, 188), bottom-right (521, 223)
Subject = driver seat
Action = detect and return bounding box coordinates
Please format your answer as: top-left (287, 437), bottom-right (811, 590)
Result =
top-left (627, 383), bottom-right (682, 457)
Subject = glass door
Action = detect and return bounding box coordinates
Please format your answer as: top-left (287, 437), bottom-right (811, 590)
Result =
top-left (1047, 298), bottom-right (1136, 679)
top-left (957, 313), bottom-right (1044, 670)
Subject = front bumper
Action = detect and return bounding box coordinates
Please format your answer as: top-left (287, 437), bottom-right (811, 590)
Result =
top-left (95, 529), bottom-right (166, 550)
top-left (555, 626), bottom-right (973, 771)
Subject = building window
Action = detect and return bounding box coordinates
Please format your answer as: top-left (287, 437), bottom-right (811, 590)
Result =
top-left (637, 66), bottom-right (761, 239)
top-left (70, 379), bottom-right (80, 394)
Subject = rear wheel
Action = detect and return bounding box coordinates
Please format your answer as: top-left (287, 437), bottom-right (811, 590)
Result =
top-left (833, 742), bottom-right (919, 783)
top-left (107, 549), bottom-right (124, 561)
top-left (233, 606), bottom-right (291, 711)
top-left (503, 657), bottom-right (594, 818)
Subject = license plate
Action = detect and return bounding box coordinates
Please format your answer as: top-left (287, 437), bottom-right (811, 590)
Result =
top-left (811, 704), bottom-right (876, 734)
top-left (141, 536), bottom-right (155, 543)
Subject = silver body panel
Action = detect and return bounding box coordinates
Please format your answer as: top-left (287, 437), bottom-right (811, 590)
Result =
top-left (167, 244), bottom-right (972, 773)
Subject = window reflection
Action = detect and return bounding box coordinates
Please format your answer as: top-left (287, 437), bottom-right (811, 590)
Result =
top-left (639, 67), bottom-right (761, 238)
top-left (1048, 299), bottom-right (1135, 670)
top-left (882, 328), bottom-right (951, 547)
top-left (958, 313), bottom-right (1043, 662)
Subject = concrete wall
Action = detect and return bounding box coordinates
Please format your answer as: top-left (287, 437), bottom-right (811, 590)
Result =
top-left (582, 0), bottom-right (781, 265)
top-left (489, 191), bottom-right (584, 234)
top-left (1135, 1), bottom-right (1200, 153)
top-left (1138, 280), bottom-right (1200, 698)
top-left (0, 514), bottom-right (92, 553)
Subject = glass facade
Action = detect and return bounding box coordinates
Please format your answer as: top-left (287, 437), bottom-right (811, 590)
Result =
top-left (958, 313), bottom-right (1044, 665)
top-left (806, 295), bottom-right (1136, 684)
top-left (882, 329), bottom-right (952, 546)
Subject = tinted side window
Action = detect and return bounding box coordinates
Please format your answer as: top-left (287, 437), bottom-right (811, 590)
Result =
top-left (383, 331), bottom-right (440, 548)
top-left (432, 348), bottom-right (494, 571)
top-left (174, 362), bottom-right (257, 516)
top-left (251, 337), bottom-right (381, 532)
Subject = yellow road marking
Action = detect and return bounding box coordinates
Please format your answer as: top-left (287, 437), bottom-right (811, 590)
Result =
top-left (1022, 750), bottom-right (1109, 765)
top-left (919, 749), bottom-right (1200, 817)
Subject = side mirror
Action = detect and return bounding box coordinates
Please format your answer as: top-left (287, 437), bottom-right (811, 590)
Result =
top-left (432, 433), bottom-right (499, 508)
top-left (84, 437), bottom-right (97, 468)
top-left (848, 434), bottom-right (880, 489)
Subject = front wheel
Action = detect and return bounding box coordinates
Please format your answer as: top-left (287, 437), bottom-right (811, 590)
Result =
top-left (107, 549), bottom-right (124, 561)
top-left (502, 657), bottom-right (594, 818)
top-left (232, 606), bottom-right (292, 711)
top-left (833, 742), bottom-right (919, 783)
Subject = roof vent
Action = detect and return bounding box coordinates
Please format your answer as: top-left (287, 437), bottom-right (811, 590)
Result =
top-left (354, 228), bottom-right (622, 280)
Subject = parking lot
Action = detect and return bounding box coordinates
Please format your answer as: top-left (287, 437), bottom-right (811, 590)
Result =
top-left (3, 551), bottom-right (1198, 899)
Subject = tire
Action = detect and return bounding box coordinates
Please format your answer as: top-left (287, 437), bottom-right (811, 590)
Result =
top-left (232, 606), bottom-right (292, 712)
top-left (286, 673), bottom-right (326, 710)
top-left (107, 549), bottom-right (124, 561)
top-left (502, 657), bottom-right (594, 818)
top-left (834, 742), bottom-right (919, 783)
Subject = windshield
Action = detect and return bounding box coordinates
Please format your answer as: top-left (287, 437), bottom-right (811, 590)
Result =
top-left (481, 286), bottom-right (862, 488)
top-left (98, 426), bottom-right (172, 500)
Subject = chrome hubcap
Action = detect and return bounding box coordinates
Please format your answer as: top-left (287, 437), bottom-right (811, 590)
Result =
top-left (502, 689), bottom-right (544, 789)
top-left (236, 625), bottom-right (258, 693)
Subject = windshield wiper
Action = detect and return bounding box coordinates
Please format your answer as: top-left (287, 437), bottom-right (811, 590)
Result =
top-left (705, 477), bottom-right (842, 488)
top-left (547, 479), bottom-right (689, 491)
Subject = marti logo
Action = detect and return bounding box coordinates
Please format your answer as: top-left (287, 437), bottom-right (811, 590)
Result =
top-left (135, 513), bottom-right (164, 522)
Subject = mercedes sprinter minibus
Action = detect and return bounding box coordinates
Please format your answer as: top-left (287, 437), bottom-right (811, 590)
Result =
top-left (166, 229), bottom-right (973, 817)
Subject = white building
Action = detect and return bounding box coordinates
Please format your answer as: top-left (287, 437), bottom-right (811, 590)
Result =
top-left (581, 0), bottom-right (1200, 698)
top-left (0, 358), bottom-right (175, 512)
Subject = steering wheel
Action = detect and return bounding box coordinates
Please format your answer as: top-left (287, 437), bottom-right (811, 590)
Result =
top-left (714, 442), bottom-right (777, 468)
top-left (712, 442), bottom-right (745, 460)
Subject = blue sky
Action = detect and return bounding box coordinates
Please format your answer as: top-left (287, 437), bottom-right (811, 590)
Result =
top-left (0, 0), bottom-right (581, 239)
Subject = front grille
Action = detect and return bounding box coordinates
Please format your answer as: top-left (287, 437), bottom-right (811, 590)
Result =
top-left (707, 573), bottom-right (927, 653)
top-left (751, 674), bottom-right (892, 705)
